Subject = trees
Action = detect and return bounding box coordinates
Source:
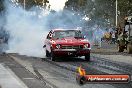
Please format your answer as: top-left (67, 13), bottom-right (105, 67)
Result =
top-left (0, 0), bottom-right (132, 27)
top-left (64, 0), bottom-right (116, 27)
top-left (10, 0), bottom-right (49, 10)
top-left (117, 0), bottom-right (132, 27)
top-left (33, 0), bottom-right (49, 7)
top-left (64, 0), bottom-right (132, 27)
top-left (0, 0), bottom-right (4, 12)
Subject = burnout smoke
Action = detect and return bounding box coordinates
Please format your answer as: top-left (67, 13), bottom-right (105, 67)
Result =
top-left (2, 0), bottom-right (105, 57)
top-left (4, 1), bottom-right (48, 57)
top-left (4, 0), bottom-right (81, 57)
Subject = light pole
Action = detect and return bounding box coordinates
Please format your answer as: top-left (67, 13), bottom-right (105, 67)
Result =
top-left (23, 0), bottom-right (25, 10)
top-left (116, 0), bottom-right (118, 27)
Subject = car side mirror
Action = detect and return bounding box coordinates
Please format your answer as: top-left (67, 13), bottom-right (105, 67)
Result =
top-left (43, 45), bottom-right (46, 48)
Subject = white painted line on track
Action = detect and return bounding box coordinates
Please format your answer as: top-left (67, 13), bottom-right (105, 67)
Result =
top-left (0, 63), bottom-right (28, 88)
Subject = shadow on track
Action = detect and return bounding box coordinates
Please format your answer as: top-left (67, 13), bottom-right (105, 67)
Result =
top-left (41, 56), bottom-right (93, 63)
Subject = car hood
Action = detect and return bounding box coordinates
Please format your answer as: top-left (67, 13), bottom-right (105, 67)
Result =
top-left (51, 37), bottom-right (89, 45)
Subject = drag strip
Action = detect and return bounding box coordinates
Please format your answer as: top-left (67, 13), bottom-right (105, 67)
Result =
top-left (42, 55), bottom-right (132, 75)
top-left (2, 54), bottom-right (58, 88)
top-left (8, 53), bottom-right (132, 88)
top-left (41, 56), bottom-right (132, 88)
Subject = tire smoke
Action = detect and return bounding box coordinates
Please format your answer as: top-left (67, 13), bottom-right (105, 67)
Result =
top-left (3, 0), bottom-right (82, 57)
top-left (2, 0), bottom-right (106, 57)
top-left (4, 1), bottom-right (49, 57)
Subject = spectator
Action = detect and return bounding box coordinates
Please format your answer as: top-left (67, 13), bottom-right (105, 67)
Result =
top-left (111, 32), bottom-right (116, 44)
top-left (115, 29), bottom-right (118, 42)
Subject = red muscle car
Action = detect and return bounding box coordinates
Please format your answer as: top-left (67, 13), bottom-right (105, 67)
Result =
top-left (43, 29), bottom-right (91, 61)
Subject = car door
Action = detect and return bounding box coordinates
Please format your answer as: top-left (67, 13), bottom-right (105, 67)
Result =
top-left (45, 31), bottom-right (52, 53)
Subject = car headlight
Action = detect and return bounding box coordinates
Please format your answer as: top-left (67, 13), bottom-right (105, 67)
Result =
top-left (56, 44), bottom-right (61, 49)
top-left (84, 44), bottom-right (89, 48)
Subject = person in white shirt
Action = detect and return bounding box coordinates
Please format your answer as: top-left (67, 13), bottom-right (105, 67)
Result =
top-left (111, 32), bottom-right (115, 44)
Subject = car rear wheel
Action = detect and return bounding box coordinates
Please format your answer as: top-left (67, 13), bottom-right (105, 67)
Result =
top-left (51, 51), bottom-right (56, 61)
top-left (85, 53), bottom-right (90, 61)
top-left (46, 50), bottom-right (50, 57)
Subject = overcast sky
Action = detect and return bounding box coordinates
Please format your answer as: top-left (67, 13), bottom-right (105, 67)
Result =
top-left (48, 0), bottom-right (68, 11)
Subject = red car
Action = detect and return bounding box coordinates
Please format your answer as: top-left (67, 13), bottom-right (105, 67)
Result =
top-left (43, 29), bottom-right (91, 61)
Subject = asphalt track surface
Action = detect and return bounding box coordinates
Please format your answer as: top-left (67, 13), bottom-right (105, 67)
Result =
top-left (0, 53), bottom-right (131, 88)
top-left (0, 42), bottom-right (132, 88)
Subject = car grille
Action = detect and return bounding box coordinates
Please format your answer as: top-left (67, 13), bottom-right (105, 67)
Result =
top-left (61, 45), bottom-right (83, 49)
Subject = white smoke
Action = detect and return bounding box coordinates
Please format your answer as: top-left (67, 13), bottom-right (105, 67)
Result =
top-left (3, 0), bottom-right (73, 57)
top-left (3, 0), bottom-right (103, 57)
top-left (4, 1), bottom-right (49, 57)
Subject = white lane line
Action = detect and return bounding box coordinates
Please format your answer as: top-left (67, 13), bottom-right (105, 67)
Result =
top-left (0, 63), bottom-right (28, 88)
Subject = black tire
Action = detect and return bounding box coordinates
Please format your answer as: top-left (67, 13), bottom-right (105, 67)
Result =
top-left (85, 53), bottom-right (90, 61)
top-left (46, 50), bottom-right (50, 57)
top-left (118, 45), bottom-right (124, 52)
top-left (51, 51), bottom-right (56, 61)
top-left (127, 44), bottom-right (132, 54)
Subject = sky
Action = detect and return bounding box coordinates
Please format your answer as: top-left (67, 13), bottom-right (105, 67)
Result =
top-left (48, 0), bottom-right (68, 11)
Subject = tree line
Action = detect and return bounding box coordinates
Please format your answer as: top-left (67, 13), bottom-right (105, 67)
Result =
top-left (0, 0), bottom-right (132, 27)
top-left (64, 0), bottom-right (132, 27)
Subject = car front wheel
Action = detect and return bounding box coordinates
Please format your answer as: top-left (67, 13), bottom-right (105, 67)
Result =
top-left (85, 53), bottom-right (90, 61)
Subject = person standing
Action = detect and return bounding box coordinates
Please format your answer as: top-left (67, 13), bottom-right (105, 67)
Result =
top-left (115, 29), bottom-right (118, 42)
top-left (111, 32), bottom-right (116, 44)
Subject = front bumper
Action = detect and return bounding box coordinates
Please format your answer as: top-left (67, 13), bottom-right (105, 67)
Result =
top-left (53, 48), bottom-right (91, 56)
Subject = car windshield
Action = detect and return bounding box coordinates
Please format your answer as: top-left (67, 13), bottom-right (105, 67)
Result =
top-left (52, 30), bottom-right (83, 39)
